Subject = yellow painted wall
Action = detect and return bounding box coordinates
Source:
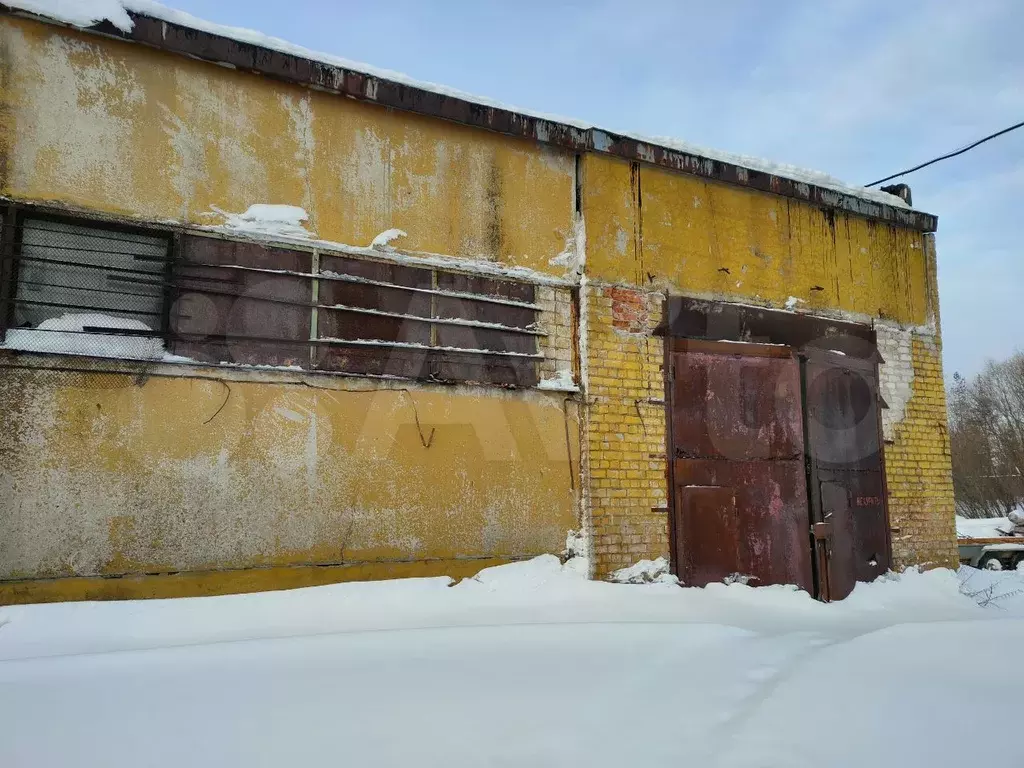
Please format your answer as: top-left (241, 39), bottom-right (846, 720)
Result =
top-left (0, 12), bottom-right (955, 598)
top-left (884, 336), bottom-right (958, 569)
top-left (0, 364), bottom-right (579, 595)
top-left (0, 16), bottom-right (575, 275)
top-left (0, 558), bottom-right (520, 605)
top-left (579, 154), bottom-right (955, 577)
top-left (582, 154), bottom-right (930, 326)
top-left (0, 14), bottom-right (933, 328)
top-left (584, 286), bottom-right (668, 577)
top-left (0, 15), bottom-right (582, 602)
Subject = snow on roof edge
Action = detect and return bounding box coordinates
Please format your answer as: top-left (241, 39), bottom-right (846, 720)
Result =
top-left (7, 0), bottom-right (914, 212)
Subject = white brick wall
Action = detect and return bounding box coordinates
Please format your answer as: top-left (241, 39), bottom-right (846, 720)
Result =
top-left (876, 322), bottom-right (915, 442)
top-left (537, 286), bottom-right (576, 385)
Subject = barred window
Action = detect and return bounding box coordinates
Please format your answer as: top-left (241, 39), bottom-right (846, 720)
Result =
top-left (1, 213), bottom-right (170, 359)
top-left (0, 208), bottom-right (542, 387)
top-left (170, 234), bottom-right (314, 368)
top-left (312, 254), bottom-right (540, 386)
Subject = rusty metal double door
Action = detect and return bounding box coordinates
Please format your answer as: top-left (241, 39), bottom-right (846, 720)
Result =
top-left (667, 338), bottom-right (889, 600)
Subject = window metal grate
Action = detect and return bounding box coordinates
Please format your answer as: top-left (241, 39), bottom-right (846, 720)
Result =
top-left (14, 218), bottom-right (169, 327)
top-left (2, 215), bottom-right (172, 361)
top-left (0, 208), bottom-right (546, 387)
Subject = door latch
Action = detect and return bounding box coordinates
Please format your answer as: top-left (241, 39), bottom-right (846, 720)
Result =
top-left (812, 521), bottom-right (834, 541)
top-left (812, 521), bottom-right (834, 558)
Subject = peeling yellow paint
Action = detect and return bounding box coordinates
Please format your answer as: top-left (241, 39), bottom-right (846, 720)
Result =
top-left (884, 336), bottom-right (958, 569)
top-left (0, 557), bottom-right (518, 605)
top-left (0, 368), bottom-right (579, 589)
top-left (0, 16), bottom-right (575, 273)
top-left (582, 154), bottom-right (930, 326)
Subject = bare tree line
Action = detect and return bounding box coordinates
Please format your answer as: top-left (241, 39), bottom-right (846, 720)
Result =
top-left (949, 351), bottom-right (1024, 518)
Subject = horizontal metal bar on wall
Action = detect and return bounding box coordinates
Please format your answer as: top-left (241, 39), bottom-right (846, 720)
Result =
top-left (317, 271), bottom-right (542, 309)
top-left (318, 302), bottom-right (544, 335)
top-left (185, 261), bottom-right (545, 310)
top-left (26, 326), bottom-right (545, 359)
top-left (2, 198), bottom-right (575, 291)
top-left (2, 324), bottom-right (541, 358)
top-left (1, 240), bottom-right (172, 260)
top-left (14, 221), bottom-right (172, 246)
top-left (0, 5), bottom-right (938, 233)
top-left (2, 326), bottom-right (535, 357)
top-left (316, 337), bottom-right (543, 359)
top-left (80, 326), bottom-right (164, 337)
top-left (2, 255), bottom-right (164, 278)
top-left (11, 297), bottom-right (164, 318)
top-left (120, 275), bottom-right (542, 337)
top-left (16, 277), bottom-right (163, 302)
top-left (106, 276), bottom-right (546, 333)
top-left (2, 324), bottom-right (167, 338)
top-left (14, 228), bottom-right (169, 249)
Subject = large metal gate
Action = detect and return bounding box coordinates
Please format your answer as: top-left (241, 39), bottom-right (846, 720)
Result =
top-left (664, 309), bottom-right (891, 600)
top-left (666, 338), bottom-right (814, 592)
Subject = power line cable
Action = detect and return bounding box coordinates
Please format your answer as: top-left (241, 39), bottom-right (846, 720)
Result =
top-left (866, 120), bottom-right (1024, 187)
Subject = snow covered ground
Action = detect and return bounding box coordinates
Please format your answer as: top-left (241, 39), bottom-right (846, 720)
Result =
top-left (1, 557), bottom-right (1022, 768)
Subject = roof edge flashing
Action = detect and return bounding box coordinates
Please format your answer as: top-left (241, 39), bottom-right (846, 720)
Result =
top-left (0, 4), bottom-right (938, 232)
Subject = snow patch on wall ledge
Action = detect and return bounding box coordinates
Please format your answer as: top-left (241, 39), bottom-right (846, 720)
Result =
top-left (207, 204), bottom-right (315, 240)
top-left (190, 222), bottom-right (574, 288)
top-left (0, 313), bottom-right (188, 362)
top-left (370, 228), bottom-right (407, 250)
top-left (536, 369), bottom-right (578, 392)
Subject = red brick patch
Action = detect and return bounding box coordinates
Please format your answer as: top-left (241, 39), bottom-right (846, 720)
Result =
top-left (605, 286), bottom-right (649, 333)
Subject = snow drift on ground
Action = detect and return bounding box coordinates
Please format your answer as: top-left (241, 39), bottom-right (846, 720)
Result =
top-left (608, 555), bottom-right (677, 584)
top-left (1, 557), bottom-right (1022, 768)
top-left (6, 0), bottom-right (910, 211)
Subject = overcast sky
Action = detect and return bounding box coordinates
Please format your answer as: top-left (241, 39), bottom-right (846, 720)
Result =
top-left (168, 0), bottom-right (1024, 380)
